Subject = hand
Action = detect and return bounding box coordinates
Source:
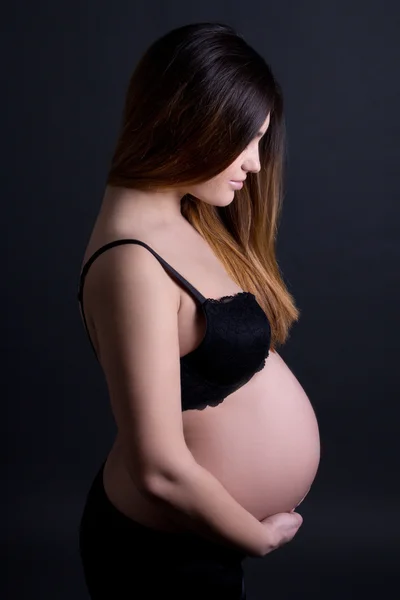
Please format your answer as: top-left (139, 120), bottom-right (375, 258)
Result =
top-left (259, 511), bottom-right (303, 556)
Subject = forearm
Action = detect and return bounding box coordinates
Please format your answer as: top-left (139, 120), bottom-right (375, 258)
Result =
top-left (143, 461), bottom-right (267, 558)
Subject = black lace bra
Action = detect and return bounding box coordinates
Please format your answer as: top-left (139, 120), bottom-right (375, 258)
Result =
top-left (77, 239), bottom-right (271, 411)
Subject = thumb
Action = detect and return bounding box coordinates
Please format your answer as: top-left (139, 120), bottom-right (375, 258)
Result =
top-left (289, 511), bottom-right (303, 525)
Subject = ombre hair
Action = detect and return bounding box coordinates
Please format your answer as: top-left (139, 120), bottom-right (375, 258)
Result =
top-left (107, 22), bottom-right (300, 351)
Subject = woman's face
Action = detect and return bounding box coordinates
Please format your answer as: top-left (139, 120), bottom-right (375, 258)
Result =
top-left (186, 112), bottom-right (271, 207)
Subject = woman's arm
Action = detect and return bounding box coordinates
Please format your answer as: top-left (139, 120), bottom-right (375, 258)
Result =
top-left (85, 242), bottom-right (271, 557)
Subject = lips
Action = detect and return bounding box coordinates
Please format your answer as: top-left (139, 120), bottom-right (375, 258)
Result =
top-left (229, 180), bottom-right (244, 189)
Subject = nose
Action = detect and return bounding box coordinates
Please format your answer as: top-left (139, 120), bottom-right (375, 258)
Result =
top-left (250, 161), bottom-right (261, 174)
top-left (244, 160), bottom-right (261, 175)
top-left (242, 147), bottom-right (261, 174)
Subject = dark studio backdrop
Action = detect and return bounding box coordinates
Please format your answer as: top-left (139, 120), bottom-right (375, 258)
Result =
top-left (3, 1), bottom-right (399, 599)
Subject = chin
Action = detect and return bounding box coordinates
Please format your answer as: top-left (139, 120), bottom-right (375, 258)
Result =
top-left (199, 196), bottom-right (234, 208)
top-left (218, 191), bottom-right (237, 205)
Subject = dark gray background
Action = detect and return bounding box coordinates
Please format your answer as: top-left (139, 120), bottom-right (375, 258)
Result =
top-left (3, 1), bottom-right (399, 598)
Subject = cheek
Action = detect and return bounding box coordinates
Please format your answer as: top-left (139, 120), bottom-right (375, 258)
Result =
top-left (191, 180), bottom-right (224, 199)
top-left (216, 178), bottom-right (233, 193)
top-left (193, 171), bottom-right (234, 198)
top-left (204, 176), bottom-right (227, 193)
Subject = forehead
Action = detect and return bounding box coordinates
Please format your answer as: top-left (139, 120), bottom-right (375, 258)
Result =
top-left (260, 112), bottom-right (271, 132)
top-left (253, 113), bottom-right (271, 140)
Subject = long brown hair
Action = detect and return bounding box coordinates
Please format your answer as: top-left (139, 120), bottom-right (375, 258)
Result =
top-left (107, 22), bottom-right (300, 351)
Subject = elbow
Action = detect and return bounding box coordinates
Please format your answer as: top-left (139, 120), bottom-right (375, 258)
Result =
top-left (140, 458), bottom-right (196, 499)
top-left (121, 444), bottom-right (197, 498)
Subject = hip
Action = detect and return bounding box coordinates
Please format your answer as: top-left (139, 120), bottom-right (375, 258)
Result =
top-left (78, 459), bottom-right (247, 599)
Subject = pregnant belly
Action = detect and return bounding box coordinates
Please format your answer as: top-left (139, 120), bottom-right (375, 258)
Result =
top-left (182, 350), bottom-right (321, 520)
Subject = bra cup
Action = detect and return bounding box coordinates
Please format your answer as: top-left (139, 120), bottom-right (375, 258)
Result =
top-left (181, 292), bottom-right (271, 398)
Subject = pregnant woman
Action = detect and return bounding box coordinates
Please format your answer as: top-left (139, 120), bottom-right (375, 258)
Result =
top-left (77, 22), bottom-right (320, 600)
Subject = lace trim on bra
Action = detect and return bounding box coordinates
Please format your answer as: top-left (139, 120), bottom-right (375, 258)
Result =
top-left (206, 291), bottom-right (254, 304)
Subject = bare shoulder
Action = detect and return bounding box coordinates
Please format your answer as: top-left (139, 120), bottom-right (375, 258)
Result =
top-left (81, 237), bottom-right (181, 316)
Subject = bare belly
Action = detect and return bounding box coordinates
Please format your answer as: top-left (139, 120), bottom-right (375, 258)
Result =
top-left (102, 349), bottom-right (320, 530)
